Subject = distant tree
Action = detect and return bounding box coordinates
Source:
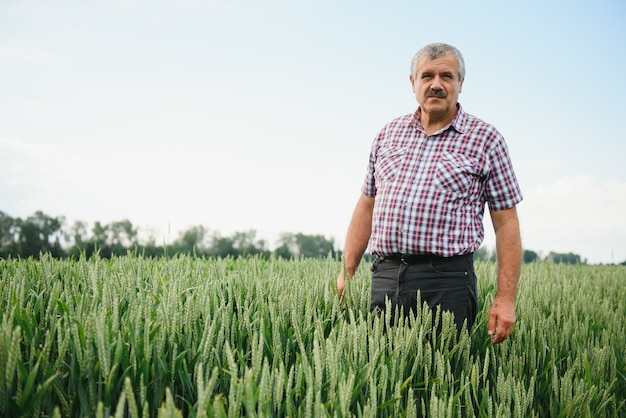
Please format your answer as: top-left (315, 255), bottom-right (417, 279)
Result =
top-left (109, 220), bottom-right (137, 248)
top-left (0, 211), bottom-right (17, 257)
top-left (206, 229), bottom-right (268, 258)
top-left (14, 211), bottom-right (65, 258)
top-left (273, 243), bottom-right (293, 259)
top-left (294, 233), bottom-right (336, 258)
top-left (174, 225), bottom-right (210, 254)
top-left (546, 252), bottom-right (584, 264)
top-left (274, 233), bottom-right (337, 258)
top-left (78, 220), bottom-right (139, 258)
top-left (275, 233), bottom-right (297, 258)
top-left (523, 250), bottom-right (539, 263)
top-left (231, 230), bottom-right (266, 256)
top-left (210, 234), bottom-right (236, 258)
top-left (69, 220), bottom-right (89, 248)
top-left (91, 222), bottom-right (108, 246)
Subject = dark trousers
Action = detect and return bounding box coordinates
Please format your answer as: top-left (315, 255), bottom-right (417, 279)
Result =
top-left (370, 253), bottom-right (478, 333)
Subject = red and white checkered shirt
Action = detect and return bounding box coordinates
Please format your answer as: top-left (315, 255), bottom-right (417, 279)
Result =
top-left (362, 104), bottom-right (523, 257)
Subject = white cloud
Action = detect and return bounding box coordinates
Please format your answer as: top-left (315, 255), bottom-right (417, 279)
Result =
top-left (517, 175), bottom-right (626, 263)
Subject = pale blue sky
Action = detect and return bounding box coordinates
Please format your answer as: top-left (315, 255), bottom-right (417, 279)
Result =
top-left (1, 0), bottom-right (625, 263)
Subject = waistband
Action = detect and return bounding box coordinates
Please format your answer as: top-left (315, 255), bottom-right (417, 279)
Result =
top-left (376, 253), bottom-right (473, 265)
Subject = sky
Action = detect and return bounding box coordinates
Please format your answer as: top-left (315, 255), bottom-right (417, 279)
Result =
top-left (1, 0), bottom-right (625, 264)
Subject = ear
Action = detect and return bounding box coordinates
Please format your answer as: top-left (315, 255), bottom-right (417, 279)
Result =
top-left (410, 74), bottom-right (416, 93)
top-left (459, 77), bottom-right (464, 93)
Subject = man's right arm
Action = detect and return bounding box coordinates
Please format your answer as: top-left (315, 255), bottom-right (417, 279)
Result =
top-left (337, 194), bottom-right (375, 299)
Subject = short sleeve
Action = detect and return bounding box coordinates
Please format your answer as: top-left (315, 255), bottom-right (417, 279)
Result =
top-left (361, 131), bottom-right (382, 198)
top-left (484, 135), bottom-right (523, 211)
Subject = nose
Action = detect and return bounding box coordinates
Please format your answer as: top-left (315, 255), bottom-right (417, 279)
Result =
top-left (430, 75), bottom-right (444, 89)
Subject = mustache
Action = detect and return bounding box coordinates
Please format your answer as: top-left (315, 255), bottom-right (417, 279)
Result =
top-left (427, 89), bottom-right (447, 98)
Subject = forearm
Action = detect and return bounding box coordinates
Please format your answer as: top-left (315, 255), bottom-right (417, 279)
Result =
top-left (486, 207), bottom-right (522, 343)
top-left (493, 210), bottom-right (522, 302)
top-left (343, 194), bottom-right (374, 278)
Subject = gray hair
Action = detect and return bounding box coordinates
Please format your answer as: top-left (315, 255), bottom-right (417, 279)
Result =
top-left (410, 43), bottom-right (466, 80)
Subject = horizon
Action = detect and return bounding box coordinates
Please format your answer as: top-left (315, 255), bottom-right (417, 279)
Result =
top-left (0, 208), bottom-right (618, 264)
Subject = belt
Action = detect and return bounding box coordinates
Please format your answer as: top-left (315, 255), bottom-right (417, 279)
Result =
top-left (378, 253), bottom-right (471, 265)
top-left (377, 253), bottom-right (436, 265)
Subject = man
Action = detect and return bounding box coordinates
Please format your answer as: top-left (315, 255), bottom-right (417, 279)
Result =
top-left (337, 43), bottom-right (522, 344)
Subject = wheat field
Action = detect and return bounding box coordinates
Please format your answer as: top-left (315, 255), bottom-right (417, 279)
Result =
top-left (0, 254), bottom-right (624, 417)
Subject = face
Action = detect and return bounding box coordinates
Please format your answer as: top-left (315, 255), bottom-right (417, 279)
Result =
top-left (410, 53), bottom-right (464, 119)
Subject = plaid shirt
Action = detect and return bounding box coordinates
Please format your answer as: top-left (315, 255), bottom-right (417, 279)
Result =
top-left (362, 104), bottom-right (522, 257)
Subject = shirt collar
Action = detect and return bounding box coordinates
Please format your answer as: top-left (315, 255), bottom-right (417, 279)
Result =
top-left (412, 103), bottom-right (467, 134)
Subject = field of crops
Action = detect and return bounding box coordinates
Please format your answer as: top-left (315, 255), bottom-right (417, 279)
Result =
top-left (1, 254), bottom-right (624, 417)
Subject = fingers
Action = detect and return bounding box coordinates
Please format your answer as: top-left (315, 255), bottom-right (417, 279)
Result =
top-left (489, 324), bottom-right (510, 344)
top-left (336, 272), bottom-right (345, 300)
top-left (487, 311), bottom-right (497, 338)
top-left (488, 301), bottom-right (516, 344)
top-left (488, 315), bottom-right (516, 344)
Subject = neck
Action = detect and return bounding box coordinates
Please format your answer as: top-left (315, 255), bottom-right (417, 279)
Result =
top-left (420, 106), bottom-right (458, 136)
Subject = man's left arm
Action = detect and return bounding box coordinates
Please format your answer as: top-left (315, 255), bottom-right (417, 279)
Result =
top-left (488, 206), bottom-right (522, 344)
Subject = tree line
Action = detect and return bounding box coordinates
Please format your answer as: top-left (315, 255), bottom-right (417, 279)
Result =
top-left (473, 247), bottom-right (591, 265)
top-left (0, 210), bottom-right (336, 260)
top-left (1, 210), bottom-right (611, 264)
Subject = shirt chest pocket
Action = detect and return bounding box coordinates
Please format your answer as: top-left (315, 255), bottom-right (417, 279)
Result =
top-left (375, 146), bottom-right (407, 181)
top-left (435, 152), bottom-right (481, 194)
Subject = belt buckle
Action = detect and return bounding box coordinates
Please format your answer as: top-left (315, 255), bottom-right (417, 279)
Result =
top-left (400, 254), bottom-right (410, 265)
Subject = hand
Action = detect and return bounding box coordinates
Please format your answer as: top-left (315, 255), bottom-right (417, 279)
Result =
top-left (487, 297), bottom-right (516, 344)
top-left (337, 270), bottom-right (346, 300)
